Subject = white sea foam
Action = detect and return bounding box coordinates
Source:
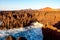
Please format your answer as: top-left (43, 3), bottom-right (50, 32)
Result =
top-left (31, 22), bottom-right (43, 28)
top-left (0, 22), bottom-right (43, 37)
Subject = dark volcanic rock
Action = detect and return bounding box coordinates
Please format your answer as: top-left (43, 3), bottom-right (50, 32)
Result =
top-left (6, 35), bottom-right (16, 40)
top-left (17, 37), bottom-right (27, 40)
top-left (42, 28), bottom-right (60, 40)
top-left (53, 21), bottom-right (60, 29)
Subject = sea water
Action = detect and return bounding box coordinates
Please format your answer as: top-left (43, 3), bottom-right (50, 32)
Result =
top-left (0, 22), bottom-right (43, 40)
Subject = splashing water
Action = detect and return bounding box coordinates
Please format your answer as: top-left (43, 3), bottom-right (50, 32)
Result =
top-left (0, 22), bottom-right (43, 40)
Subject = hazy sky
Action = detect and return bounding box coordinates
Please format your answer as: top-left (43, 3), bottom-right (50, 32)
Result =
top-left (0, 0), bottom-right (60, 10)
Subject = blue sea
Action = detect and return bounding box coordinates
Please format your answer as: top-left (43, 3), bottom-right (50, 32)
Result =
top-left (0, 22), bottom-right (43, 40)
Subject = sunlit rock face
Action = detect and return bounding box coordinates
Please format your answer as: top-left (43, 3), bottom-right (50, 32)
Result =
top-left (0, 22), bottom-right (43, 40)
top-left (0, 21), bottom-right (2, 25)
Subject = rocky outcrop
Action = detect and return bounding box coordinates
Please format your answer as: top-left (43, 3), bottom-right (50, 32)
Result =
top-left (53, 21), bottom-right (60, 29)
top-left (42, 28), bottom-right (60, 40)
top-left (0, 10), bottom-right (38, 29)
top-left (17, 37), bottom-right (27, 40)
top-left (6, 35), bottom-right (16, 40)
top-left (0, 8), bottom-right (60, 30)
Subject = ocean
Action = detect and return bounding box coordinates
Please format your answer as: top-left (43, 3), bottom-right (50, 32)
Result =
top-left (0, 22), bottom-right (43, 40)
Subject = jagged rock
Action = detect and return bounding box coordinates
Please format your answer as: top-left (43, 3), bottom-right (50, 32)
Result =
top-left (0, 9), bottom-right (60, 30)
top-left (42, 28), bottom-right (60, 40)
top-left (17, 37), bottom-right (27, 40)
top-left (53, 21), bottom-right (60, 29)
top-left (6, 35), bottom-right (16, 40)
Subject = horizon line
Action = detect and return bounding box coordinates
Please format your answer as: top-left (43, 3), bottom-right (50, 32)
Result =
top-left (0, 7), bottom-right (60, 11)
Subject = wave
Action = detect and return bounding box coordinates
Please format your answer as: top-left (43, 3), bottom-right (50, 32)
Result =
top-left (0, 22), bottom-right (43, 40)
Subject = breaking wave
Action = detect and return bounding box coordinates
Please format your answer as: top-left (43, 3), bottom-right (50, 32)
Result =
top-left (0, 22), bottom-right (43, 40)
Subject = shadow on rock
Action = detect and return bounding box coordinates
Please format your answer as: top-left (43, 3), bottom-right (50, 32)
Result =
top-left (6, 35), bottom-right (16, 40)
top-left (42, 28), bottom-right (60, 40)
top-left (53, 21), bottom-right (60, 29)
top-left (17, 37), bottom-right (27, 40)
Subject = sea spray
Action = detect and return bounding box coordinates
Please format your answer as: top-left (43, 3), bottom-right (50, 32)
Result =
top-left (0, 22), bottom-right (43, 40)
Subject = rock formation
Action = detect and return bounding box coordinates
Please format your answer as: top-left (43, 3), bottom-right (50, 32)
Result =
top-left (17, 37), bottom-right (27, 40)
top-left (0, 7), bottom-right (60, 40)
top-left (6, 35), bottom-right (16, 40)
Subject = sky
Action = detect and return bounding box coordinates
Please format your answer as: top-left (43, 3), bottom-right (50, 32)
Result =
top-left (0, 0), bottom-right (60, 10)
